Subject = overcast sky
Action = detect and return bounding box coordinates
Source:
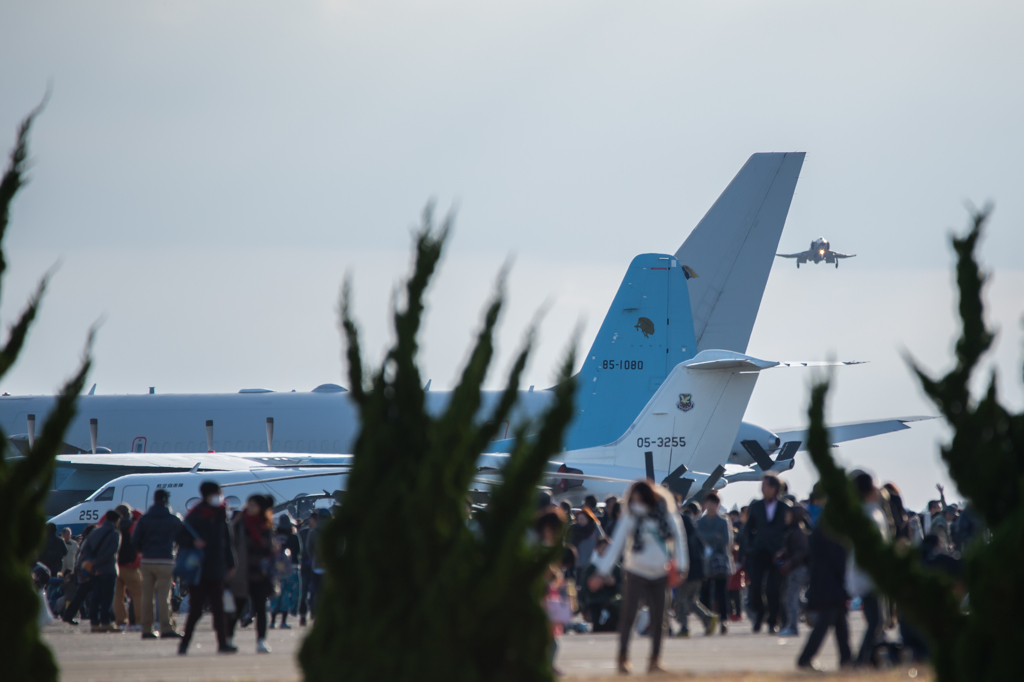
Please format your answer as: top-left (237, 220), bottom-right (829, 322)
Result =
top-left (1, 1), bottom-right (1022, 511)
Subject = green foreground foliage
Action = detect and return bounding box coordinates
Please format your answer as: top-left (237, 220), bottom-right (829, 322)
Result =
top-left (299, 208), bottom-right (575, 682)
top-left (0, 107), bottom-right (93, 681)
top-left (804, 210), bottom-right (1023, 682)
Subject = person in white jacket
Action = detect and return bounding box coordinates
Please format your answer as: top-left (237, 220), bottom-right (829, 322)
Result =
top-left (589, 480), bottom-right (687, 674)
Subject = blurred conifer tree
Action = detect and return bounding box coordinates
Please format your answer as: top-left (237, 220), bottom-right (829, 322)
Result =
top-left (804, 209), bottom-right (1022, 681)
top-left (299, 206), bottom-right (575, 682)
top-left (0, 103), bottom-right (93, 681)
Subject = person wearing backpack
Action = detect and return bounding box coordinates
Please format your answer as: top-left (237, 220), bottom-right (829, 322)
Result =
top-left (227, 494), bottom-right (278, 653)
top-left (697, 492), bottom-right (734, 634)
top-left (80, 510), bottom-right (122, 632)
top-left (269, 513), bottom-right (302, 630)
top-left (113, 504), bottom-right (144, 631)
top-left (674, 502), bottom-right (717, 637)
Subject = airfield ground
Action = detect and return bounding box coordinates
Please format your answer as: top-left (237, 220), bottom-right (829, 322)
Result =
top-left (44, 614), bottom-right (931, 681)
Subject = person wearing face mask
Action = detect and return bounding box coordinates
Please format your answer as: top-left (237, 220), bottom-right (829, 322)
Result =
top-left (177, 481), bottom-right (237, 655)
top-left (589, 480), bottom-right (687, 675)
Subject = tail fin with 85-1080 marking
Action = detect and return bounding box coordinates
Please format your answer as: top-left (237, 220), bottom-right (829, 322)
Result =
top-left (563, 253), bottom-right (699, 451)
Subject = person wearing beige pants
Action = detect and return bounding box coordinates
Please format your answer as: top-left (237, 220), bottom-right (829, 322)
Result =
top-left (114, 565), bottom-right (144, 627)
top-left (131, 489), bottom-right (185, 640)
top-left (140, 561), bottom-right (176, 635)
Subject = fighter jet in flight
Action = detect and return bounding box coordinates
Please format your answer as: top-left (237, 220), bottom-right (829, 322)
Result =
top-left (776, 237), bottom-right (855, 268)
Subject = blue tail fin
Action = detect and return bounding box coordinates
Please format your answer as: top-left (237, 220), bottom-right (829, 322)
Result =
top-left (564, 253), bottom-right (697, 450)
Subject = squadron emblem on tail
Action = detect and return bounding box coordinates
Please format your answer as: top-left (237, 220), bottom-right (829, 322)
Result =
top-left (677, 393), bottom-right (694, 412)
top-left (634, 317), bottom-right (655, 338)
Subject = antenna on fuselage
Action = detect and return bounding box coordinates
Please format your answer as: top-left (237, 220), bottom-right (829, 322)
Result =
top-left (266, 418), bottom-right (274, 453)
top-left (27, 414), bottom-right (35, 450)
top-left (89, 418), bottom-right (98, 454)
top-left (206, 420), bottom-right (214, 452)
top-left (189, 462), bottom-right (200, 473)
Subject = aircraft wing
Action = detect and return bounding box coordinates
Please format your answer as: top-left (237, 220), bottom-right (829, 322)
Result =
top-left (775, 251), bottom-right (809, 259)
top-left (676, 152), bottom-right (805, 354)
top-left (56, 453), bottom-right (257, 471)
top-left (831, 251), bottom-right (856, 259)
top-left (774, 416), bottom-right (935, 450)
top-left (55, 452), bottom-right (355, 472)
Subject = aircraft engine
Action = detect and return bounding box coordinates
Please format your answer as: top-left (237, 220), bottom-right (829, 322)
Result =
top-left (727, 422), bottom-right (780, 465)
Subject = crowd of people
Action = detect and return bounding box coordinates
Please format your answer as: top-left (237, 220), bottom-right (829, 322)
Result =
top-left (35, 471), bottom-right (978, 672)
top-left (542, 472), bottom-right (978, 674)
top-left (35, 484), bottom-right (329, 656)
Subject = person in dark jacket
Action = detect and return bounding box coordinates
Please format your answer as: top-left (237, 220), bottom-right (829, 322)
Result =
top-left (81, 510), bottom-right (122, 632)
top-left (674, 506), bottom-right (716, 636)
top-left (132, 489), bottom-right (184, 639)
top-left (39, 523), bottom-right (68, 578)
top-left (113, 504), bottom-right (144, 630)
top-left (226, 494), bottom-right (277, 653)
top-left (797, 522), bottom-right (851, 670)
top-left (776, 505), bottom-right (810, 636)
top-left (568, 508), bottom-right (605, 581)
top-left (578, 538), bottom-right (622, 632)
top-left (177, 481), bottom-right (237, 655)
top-left (696, 493), bottom-right (734, 633)
top-left (304, 507), bottom-right (331, 620)
top-left (270, 513), bottom-right (302, 630)
top-left (739, 473), bottom-right (791, 633)
top-left (297, 514), bottom-right (314, 626)
top-left (61, 524), bottom-right (97, 624)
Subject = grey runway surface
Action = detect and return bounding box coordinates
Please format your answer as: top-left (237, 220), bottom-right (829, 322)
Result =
top-left (44, 615), bottom-right (865, 681)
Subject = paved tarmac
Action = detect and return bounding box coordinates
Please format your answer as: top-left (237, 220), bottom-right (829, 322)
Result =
top-left (45, 614), bottom-right (869, 681)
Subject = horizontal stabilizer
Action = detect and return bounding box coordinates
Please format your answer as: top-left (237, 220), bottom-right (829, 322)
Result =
top-left (741, 440), bottom-right (775, 470)
top-left (775, 441), bottom-right (801, 462)
top-left (682, 351), bottom-right (779, 371)
top-left (686, 464), bottom-right (726, 504)
top-left (662, 463), bottom-right (692, 499)
top-left (776, 360), bottom-right (866, 368)
top-left (680, 351), bottom-right (863, 372)
top-left (775, 416), bottom-right (935, 450)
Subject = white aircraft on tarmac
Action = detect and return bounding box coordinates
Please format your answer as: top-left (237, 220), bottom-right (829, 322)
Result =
top-left (50, 348), bottom-right (879, 532)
